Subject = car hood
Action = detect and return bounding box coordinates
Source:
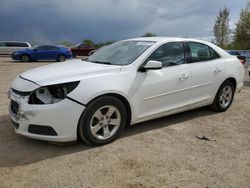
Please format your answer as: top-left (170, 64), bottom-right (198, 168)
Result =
top-left (20, 59), bottom-right (122, 86)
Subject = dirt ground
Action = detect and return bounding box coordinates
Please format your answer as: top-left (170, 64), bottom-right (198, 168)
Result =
top-left (0, 56), bottom-right (250, 188)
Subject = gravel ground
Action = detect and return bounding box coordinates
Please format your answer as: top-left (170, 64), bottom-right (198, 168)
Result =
top-left (0, 56), bottom-right (250, 188)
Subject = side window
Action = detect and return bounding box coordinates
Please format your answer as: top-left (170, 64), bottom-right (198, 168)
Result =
top-left (188, 42), bottom-right (220, 62)
top-left (17, 43), bottom-right (29, 47)
top-left (78, 44), bottom-right (86, 48)
top-left (84, 44), bottom-right (91, 49)
top-left (0, 42), bottom-right (5, 47)
top-left (5, 42), bottom-right (28, 47)
top-left (147, 42), bottom-right (185, 67)
top-left (210, 48), bottom-right (220, 59)
top-left (5, 42), bottom-right (13, 47)
top-left (46, 46), bottom-right (59, 50)
top-left (35, 46), bottom-right (46, 50)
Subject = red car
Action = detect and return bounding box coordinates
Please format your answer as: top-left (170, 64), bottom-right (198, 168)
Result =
top-left (70, 44), bottom-right (95, 57)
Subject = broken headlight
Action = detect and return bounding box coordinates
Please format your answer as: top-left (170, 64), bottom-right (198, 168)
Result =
top-left (28, 81), bottom-right (80, 104)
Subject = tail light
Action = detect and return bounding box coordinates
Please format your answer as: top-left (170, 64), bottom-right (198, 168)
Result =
top-left (239, 59), bottom-right (246, 65)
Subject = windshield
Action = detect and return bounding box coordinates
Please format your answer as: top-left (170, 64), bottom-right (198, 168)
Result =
top-left (86, 41), bottom-right (155, 65)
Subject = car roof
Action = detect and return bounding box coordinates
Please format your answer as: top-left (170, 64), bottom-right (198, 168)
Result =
top-left (37, 45), bottom-right (63, 48)
top-left (125, 37), bottom-right (211, 44)
top-left (0, 41), bottom-right (30, 44)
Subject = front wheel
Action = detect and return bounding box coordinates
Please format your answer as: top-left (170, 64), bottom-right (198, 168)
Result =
top-left (78, 96), bottom-right (127, 145)
top-left (21, 55), bottom-right (30, 62)
top-left (211, 80), bottom-right (235, 112)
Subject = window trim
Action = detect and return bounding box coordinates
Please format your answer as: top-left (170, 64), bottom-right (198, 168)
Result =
top-left (186, 42), bottom-right (221, 64)
top-left (138, 41), bottom-right (187, 71)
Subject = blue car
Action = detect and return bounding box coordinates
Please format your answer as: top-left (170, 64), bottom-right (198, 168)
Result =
top-left (11, 45), bottom-right (73, 62)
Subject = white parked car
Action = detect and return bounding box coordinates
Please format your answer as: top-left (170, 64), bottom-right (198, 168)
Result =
top-left (9, 37), bottom-right (244, 145)
top-left (0, 41), bottom-right (31, 55)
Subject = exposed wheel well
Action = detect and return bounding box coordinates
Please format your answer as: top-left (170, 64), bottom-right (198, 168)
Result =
top-left (88, 94), bottom-right (131, 126)
top-left (58, 54), bottom-right (66, 58)
top-left (21, 54), bottom-right (31, 61)
top-left (224, 77), bottom-right (236, 91)
top-left (21, 54), bottom-right (30, 58)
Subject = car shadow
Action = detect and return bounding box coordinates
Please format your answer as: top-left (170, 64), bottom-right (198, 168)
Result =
top-left (122, 107), bottom-right (216, 137)
top-left (0, 107), bottom-right (216, 168)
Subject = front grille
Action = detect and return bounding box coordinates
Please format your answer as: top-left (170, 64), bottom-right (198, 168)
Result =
top-left (11, 120), bottom-right (19, 129)
top-left (28, 124), bottom-right (58, 136)
top-left (12, 88), bottom-right (31, 96)
top-left (10, 100), bottom-right (19, 115)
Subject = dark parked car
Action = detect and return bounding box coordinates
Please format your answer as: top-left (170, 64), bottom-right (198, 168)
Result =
top-left (227, 50), bottom-right (246, 65)
top-left (70, 43), bottom-right (95, 57)
top-left (11, 45), bottom-right (73, 62)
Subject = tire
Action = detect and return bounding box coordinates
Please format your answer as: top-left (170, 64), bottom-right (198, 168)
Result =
top-left (21, 55), bottom-right (30, 62)
top-left (57, 54), bottom-right (66, 62)
top-left (78, 96), bottom-right (127, 146)
top-left (211, 80), bottom-right (235, 112)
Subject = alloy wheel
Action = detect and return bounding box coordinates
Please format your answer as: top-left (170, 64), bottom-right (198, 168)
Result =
top-left (219, 86), bottom-right (233, 108)
top-left (90, 105), bottom-right (121, 140)
top-left (58, 55), bottom-right (66, 62)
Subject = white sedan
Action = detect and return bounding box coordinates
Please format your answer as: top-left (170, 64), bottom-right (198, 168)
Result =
top-left (9, 37), bottom-right (244, 145)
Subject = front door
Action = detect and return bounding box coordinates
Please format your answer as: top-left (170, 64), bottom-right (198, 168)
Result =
top-left (133, 42), bottom-right (192, 122)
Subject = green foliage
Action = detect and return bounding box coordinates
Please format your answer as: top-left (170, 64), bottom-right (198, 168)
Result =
top-left (234, 1), bottom-right (250, 50)
top-left (213, 7), bottom-right (230, 48)
top-left (94, 40), bottom-right (115, 49)
top-left (83, 39), bottom-right (95, 47)
top-left (58, 40), bottom-right (74, 47)
top-left (142, 32), bottom-right (157, 37)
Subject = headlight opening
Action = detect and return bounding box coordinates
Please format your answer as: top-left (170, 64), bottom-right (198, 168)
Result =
top-left (28, 81), bottom-right (79, 104)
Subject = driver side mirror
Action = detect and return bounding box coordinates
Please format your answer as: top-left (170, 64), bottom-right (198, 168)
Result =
top-left (139, 60), bottom-right (162, 72)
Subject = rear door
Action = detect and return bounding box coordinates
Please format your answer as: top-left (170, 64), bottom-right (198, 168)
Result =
top-left (44, 46), bottom-right (60, 59)
top-left (32, 46), bottom-right (48, 60)
top-left (187, 42), bottom-right (225, 104)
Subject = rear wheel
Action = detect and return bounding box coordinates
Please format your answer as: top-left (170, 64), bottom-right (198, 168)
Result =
top-left (211, 80), bottom-right (235, 112)
top-left (58, 54), bottom-right (66, 62)
top-left (72, 52), bottom-right (77, 58)
top-left (78, 96), bottom-right (127, 145)
top-left (21, 55), bottom-right (30, 62)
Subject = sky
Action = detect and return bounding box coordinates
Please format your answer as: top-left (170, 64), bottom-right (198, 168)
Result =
top-left (0, 0), bottom-right (249, 45)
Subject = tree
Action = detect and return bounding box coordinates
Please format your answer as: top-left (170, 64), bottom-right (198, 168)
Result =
top-left (213, 7), bottom-right (230, 48)
top-left (58, 40), bottom-right (74, 47)
top-left (142, 32), bottom-right (157, 37)
top-left (234, 1), bottom-right (250, 49)
top-left (95, 40), bottom-right (115, 49)
top-left (83, 39), bottom-right (95, 47)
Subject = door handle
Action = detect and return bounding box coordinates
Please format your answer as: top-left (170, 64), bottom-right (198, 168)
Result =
top-left (214, 68), bottom-right (222, 73)
top-left (179, 74), bottom-right (189, 80)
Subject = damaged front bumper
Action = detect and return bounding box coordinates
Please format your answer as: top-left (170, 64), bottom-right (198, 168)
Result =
top-left (9, 88), bottom-right (85, 142)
